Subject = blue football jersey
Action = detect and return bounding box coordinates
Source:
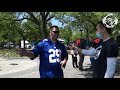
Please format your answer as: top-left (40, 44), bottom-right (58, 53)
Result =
top-left (31, 38), bottom-right (68, 78)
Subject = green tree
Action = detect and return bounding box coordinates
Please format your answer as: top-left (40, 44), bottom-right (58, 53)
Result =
top-left (54, 12), bottom-right (111, 40)
top-left (0, 12), bottom-right (21, 45)
top-left (16, 12), bottom-right (54, 39)
top-left (59, 26), bottom-right (72, 43)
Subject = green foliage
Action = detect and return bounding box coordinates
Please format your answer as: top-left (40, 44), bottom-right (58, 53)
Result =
top-left (0, 12), bottom-right (120, 48)
top-left (59, 26), bottom-right (72, 43)
top-left (0, 12), bottom-right (21, 44)
top-left (54, 12), bottom-right (118, 40)
top-left (22, 20), bottom-right (41, 43)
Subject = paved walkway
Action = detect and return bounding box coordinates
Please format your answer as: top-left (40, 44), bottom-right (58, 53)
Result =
top-left (0, 57), bottom-right (39, 78)
top-left (63, 56), bottom-right (92, 78)
top-left (0, 55), bottom-right (120, 78)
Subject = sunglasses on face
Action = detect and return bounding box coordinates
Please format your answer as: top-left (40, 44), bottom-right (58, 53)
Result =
top-left (52, 31), bottom-right (59, 34)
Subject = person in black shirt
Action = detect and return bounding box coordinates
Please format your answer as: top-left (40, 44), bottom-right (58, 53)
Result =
top-left (70, 14), bottom-right (119, 78)
top-left (77, 39), bottom-right (86, 71)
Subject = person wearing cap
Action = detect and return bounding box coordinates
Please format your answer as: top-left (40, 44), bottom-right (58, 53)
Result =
top-left (70, 14), bottom-right (119, 78)
top-left (16, 25), bottom-right (68, 78)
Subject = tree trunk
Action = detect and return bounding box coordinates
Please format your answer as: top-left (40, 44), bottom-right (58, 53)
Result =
top-left (43, 21), bottom-right (47, 38)
top-left (39, 25), bottom-right (46, 39)
top-left (41, 12), bottom-right (48, 39)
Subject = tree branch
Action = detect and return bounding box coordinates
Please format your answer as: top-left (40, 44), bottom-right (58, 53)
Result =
top-left (27, 12), bottom-right (40, 27)
top-left (0, 17), bottom-right (33, 22)
top-left (45, 12), bottom-right (49, 19)
top-left (47, 15), bottom-right (54, 22)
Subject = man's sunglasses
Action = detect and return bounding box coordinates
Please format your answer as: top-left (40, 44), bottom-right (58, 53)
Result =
top-left (52, 31), bottom-right (59, 34)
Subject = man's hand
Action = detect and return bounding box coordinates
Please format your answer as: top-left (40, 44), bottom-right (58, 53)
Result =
top-left (60, 59), bottom-right (67, 68)
top-left (16, 48), bottom-right (27, 57)
top-left (16, 48), bottom-right (35, 58)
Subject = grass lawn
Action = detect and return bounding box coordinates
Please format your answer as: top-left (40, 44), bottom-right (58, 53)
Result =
top-left (0, 49), bottom-right (20, 58)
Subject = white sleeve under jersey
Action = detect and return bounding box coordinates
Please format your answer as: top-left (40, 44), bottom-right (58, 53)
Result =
top-left (104, 57), bottom-right (117, 78)
top-left (81, 48), bottom-right (96, 56)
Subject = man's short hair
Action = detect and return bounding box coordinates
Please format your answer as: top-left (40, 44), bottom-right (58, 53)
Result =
top-left (50, 25), bottom-right (59, 31)
top-left (98, 21), bottom-right (112, 35)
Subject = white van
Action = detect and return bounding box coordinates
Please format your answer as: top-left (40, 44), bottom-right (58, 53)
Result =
top-left (21, 40), bottom-right (32, 49)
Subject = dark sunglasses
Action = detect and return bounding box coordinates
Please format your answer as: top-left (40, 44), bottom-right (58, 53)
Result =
top-left (52, 31), bottom-right (59, 34)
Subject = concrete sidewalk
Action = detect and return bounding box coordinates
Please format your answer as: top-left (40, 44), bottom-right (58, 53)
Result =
top-left (0, 57), bottom-right (39, 76)
top-left (0, 56), bottom-right (91, 78)
top-left (0, 55), bottom-right (120, 78)
top-left (63, 55), bottom-right (92, 78)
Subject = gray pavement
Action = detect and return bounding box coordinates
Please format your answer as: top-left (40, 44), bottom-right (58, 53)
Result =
top-left (0, 55), bottom-right (120, 78)
top-left (0, 58), bottom-right (39, 78)
top-left (63, 56), bottom-right (92, 78)
top-left (0, 55), bottom-right (92, 78)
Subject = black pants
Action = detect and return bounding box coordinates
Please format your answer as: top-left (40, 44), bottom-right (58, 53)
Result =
top-left (92, 60), bottom-right (107, 78)
top-left (78, 54), bottom-right (84, 70)
top-left (72, 55), bottom-right (78, 68)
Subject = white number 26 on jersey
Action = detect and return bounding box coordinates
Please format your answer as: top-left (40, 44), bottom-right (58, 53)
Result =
top-left (49, 49), bottom-right (61, 63)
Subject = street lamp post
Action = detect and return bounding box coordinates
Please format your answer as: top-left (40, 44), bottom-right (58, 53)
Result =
top-left (23, 30), bottom-right (27, 49)
top-left (80, 29), bottom-right (83, 38)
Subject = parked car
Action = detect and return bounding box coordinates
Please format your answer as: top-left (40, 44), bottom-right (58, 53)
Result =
top-left (4, 42), bottom-right (15, 48)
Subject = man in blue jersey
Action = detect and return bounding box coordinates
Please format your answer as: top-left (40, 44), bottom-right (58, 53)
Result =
top-left (17, 25), bottom-right (68, 78)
